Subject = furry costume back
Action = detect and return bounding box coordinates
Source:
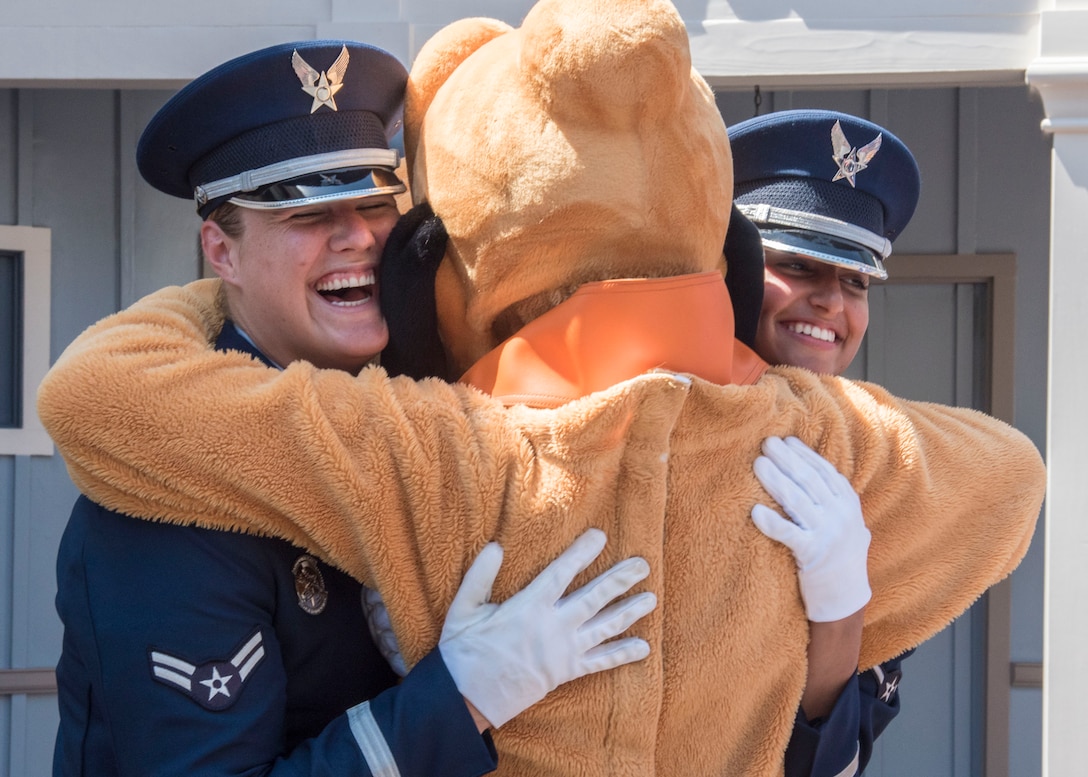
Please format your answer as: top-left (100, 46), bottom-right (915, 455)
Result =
top-left (37, 285), bottom-right (1043, 777)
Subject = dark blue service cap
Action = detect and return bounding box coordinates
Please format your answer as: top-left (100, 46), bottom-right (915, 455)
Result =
top-left (137, 40), bottom-right (408, 218)
top-left (728, 109), bottom-right (921, 280)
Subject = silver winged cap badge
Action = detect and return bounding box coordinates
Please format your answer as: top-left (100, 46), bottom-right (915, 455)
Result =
top-left (831, 119), bottom-right (882, 187)
top-left (292, 45), bottom-right (350, 113)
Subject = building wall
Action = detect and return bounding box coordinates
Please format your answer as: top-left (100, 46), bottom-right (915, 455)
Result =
top-left (0, 1), bottom-right (1047, 87)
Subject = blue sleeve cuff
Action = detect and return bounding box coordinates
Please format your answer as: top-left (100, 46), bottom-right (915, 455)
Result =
top-left (360, 648), bottom-right (497, 777)
top-left (785, 649), bottom-right (913, 777)
top-left (785, 673), bottom-right (861, 777)
top-left (857, 649), bottom-right (909, 745)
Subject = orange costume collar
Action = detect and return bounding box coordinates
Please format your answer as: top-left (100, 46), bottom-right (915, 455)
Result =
top-left (459, 271), bottom-right (768, 407)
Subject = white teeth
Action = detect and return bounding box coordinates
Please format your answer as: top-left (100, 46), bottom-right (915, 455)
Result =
top-left (315, 270), bottom-right (376, 292)
top-left (787, 322), bottom-right (837, 343)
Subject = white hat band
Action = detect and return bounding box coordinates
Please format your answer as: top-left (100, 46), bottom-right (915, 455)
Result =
top-left (737, 203), bottom-right (893, 259)
top-left (194, 147), bottom-right (400, 205)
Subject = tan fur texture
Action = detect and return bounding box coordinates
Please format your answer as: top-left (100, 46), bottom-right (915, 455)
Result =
top-left (38, 280), bottom-right (1044, 775)
top-left (37, 0), bottom-right (1045, 773)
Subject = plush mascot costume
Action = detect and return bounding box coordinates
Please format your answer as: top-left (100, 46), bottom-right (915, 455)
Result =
top-left (39, 0), bottom-right (1045, 774)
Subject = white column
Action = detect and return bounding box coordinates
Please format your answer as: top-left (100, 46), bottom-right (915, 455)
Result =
top-left (1026, 11), bottom-right (1088, 773)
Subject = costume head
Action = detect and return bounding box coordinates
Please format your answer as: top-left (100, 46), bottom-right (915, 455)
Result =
top-left (400, 0), bottom-right (735, 373)
top-left (730, 109), bottom-right (921, 280)
top-left (136, 40), bottom-right (408, 219)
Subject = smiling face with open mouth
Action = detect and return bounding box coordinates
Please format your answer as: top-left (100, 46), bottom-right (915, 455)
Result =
top-left (754, 248), bottom-right (871, 377)
top-left (203, 195), bottom-right (400, 374)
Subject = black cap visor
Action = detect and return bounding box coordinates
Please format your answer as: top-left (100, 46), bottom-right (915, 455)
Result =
top-left (760, 228), bottom-right (887, 280)
top-left (228, 167), bottom-right (405, 211)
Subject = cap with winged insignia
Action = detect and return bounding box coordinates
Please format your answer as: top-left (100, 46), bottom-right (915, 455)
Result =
top-left (137, 40), bottom-right (408, 218)
top-left (831, 120), bottom-right (882, 188)
top-left (728, 109), bottom-right (921, 279)
top-left (293, 46), bottom-right (351, 113)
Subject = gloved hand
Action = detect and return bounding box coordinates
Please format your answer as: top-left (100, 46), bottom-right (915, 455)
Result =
top-left (751, 436), bottom-right (872, 623)
top-left (439, 528), bottom-right (656, 729)
top-left (361, 587), bottom-right (408, 677)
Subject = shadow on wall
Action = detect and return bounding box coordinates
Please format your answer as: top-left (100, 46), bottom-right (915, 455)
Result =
top-left (675, 0), bottom-right (1039, 32)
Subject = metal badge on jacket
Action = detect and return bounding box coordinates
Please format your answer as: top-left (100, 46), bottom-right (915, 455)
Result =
top-left (293, 554), bottom-right (328, 614)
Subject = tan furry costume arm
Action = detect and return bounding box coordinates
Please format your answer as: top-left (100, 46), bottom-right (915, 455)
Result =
top-left (38, 278), bottom-right (531, 662)
top-left (714, 368), bottom-right (1045, 668)
top-left (39, 279), bottom-right (1045, 676)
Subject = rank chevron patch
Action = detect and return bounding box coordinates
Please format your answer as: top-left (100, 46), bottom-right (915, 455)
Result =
top-left (871, 662), bottom-right (903, 705)
top-left (148, 628), bottom-right (266, 711)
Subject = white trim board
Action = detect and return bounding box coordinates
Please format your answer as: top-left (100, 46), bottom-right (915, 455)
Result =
top-left (0, 225), bottom-right (53, 456)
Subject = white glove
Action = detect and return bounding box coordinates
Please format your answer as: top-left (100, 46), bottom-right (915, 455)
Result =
top-left (751, 436), bottom-right (872, 623)
top-left (361, 587), bottom-right (408, 677)
top-left (439, 528), bottom-right (656, 729)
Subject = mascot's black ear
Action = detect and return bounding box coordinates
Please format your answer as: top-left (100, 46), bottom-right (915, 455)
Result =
top-left (378, 202), bottom-right (452, 380)
top-left (723, 203), bottom-right (765, 349)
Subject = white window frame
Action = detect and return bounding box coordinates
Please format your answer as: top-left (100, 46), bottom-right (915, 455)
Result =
top-left (0, 225), bottom-right (52, 456)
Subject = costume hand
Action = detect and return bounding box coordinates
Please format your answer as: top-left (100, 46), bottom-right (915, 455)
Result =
top-left (751, 436), bottom-right (872, 622)
top-left (361, 587), bottom-right (408, 677)
top-left (378, 202), bottom-right (451, 380)
top-left (439, 528), bottom-right (656, 729)
top-left (723, 203), bottom-right (765, 348)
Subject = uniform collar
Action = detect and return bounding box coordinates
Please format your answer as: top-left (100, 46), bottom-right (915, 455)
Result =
top-left (215, 320), bottom-right (281, 369)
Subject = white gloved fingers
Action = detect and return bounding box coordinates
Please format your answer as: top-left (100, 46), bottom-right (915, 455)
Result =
top-left (559, 555), bottom-right (650, 623)
top-left (361, 588), bottom-right (408, 677)
top-left (760, 436), bottom-right (835, 507)
top-left (442, 542), bottom-right (503, 641)
top-left (753, 440), bottom-right (872, 621)
top-left (753, 439), bottom-right (873, 622)
top-left (754, 454), bottom-right (819, 530)
top-left (520, 528), bottom-right (608, 604)
top-left (386, 649), bottom-right (407, 677)
top-left (782, 437), bottom-right (852, 497)
top-left (577, 590), bottom-right (657, 649)
top-left (438, 530), bottom-right (654, 729)
top-left (750, 503), bottom-right (807, 553)
top-left (581, 636), bottom-right (652, 672)
top-left (779, 437), bottom-right (865, 530)
top-left (362, 587), bottom-right (393, 630)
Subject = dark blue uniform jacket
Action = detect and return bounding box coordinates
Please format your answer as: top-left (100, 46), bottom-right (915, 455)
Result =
top-left (786, 650), bottom-right (910, 776)
top-left (52, 323), bottom-right (497, 776)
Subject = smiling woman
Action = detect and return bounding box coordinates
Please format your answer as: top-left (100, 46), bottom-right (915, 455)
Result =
top-left (203, 196), bottom-right (397, 373)
top-left (728, 109), bottom-right (920, 378)
top-left (755, 249), bottom-right (871, 375)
